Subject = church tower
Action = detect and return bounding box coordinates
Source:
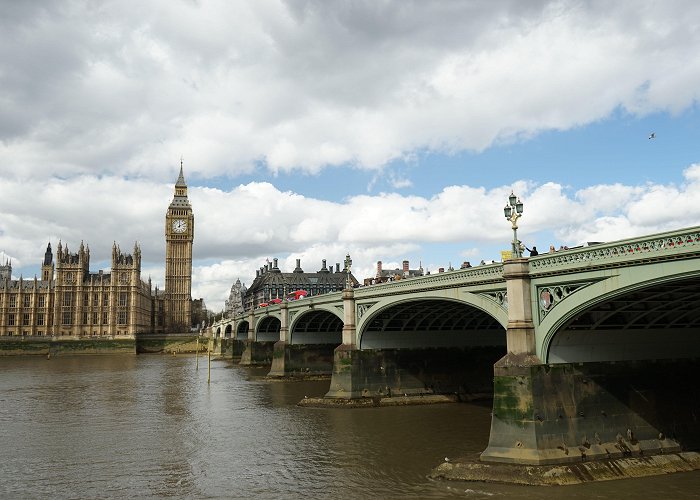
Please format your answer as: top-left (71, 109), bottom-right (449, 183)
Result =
top-left (164, 162), bottom-right (194, 332)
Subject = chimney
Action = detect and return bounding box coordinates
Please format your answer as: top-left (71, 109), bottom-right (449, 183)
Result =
top-left (294, 258), bottom-right (303, 273)
top-left (403, 260), bottom-right (409, 272)
top-left (438, 267), bottom-right (445, 273)
top-left (336, 263), bottom-right (340, 273)
top-left (273, 258), bottom-right (278, 268)
top-left (322, 259), bottom-right (327, 269)
top-left (376, 260), bottom-right (383, 277)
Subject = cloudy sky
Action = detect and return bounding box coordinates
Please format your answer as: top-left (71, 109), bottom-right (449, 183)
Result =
top-left (2, 0), bottom-right (700, 311)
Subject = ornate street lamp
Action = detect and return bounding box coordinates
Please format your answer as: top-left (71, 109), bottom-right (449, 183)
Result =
top-left (344, 253), bottom-right (353, 289)
top-left (504, 191), bottom-right (524, 258)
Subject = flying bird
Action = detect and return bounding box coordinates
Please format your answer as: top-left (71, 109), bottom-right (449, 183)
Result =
top-left (648, 132), bottom-right (655, 139)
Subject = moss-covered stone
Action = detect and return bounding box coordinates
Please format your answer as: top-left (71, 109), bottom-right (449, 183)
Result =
top-left (0, 338), bottom-right (135, 355)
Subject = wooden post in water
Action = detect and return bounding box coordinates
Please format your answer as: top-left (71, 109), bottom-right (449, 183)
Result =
top-left (207, 339), bottom-right (211, 384)
top-left (196, 337), bottom-right (199, 370)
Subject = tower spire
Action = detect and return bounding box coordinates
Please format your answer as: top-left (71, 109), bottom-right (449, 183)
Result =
top-left (176, 158), bottom-right (186, 187)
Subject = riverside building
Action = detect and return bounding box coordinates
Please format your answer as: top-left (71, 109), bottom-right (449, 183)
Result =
top-left (243, 257), bottom-right (358, 311)
top-left (0, 166), bottom-right (195, 338)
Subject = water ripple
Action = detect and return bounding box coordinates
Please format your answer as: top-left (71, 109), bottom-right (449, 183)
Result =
top-left (2, 356), bottom-right (700, 499)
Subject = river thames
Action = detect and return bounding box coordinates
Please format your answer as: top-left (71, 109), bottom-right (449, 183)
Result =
top-left (1, 354), bottom-right (699, 499)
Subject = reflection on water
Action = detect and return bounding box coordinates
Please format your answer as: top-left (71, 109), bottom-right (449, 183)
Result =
top-left (1, 355), bottom-right (699, 499)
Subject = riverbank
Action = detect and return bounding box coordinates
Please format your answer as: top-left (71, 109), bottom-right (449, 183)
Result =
top-left (298, 393), bottom-right (460, 408)
top-left (0, 334), bottom-right (204, 355)
top-left (0, 337), bottom-right (135, 356)
top-left (429, 451), bottom-right (700, 485)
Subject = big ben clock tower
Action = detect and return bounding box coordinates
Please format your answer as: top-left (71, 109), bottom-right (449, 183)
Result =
top-left (165, 162), bottom-right (194, 332)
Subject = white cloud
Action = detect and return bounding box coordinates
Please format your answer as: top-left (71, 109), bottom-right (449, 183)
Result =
top-left (3, 2), bottom-right (700, 311)
top-left (3, 164), bottom-right (700, 310)
top-left (3, 1), bottom-right (700, 178)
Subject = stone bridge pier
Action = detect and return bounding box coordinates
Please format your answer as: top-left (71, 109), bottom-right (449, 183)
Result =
top-left (481, 258), bottom-right (700, 465)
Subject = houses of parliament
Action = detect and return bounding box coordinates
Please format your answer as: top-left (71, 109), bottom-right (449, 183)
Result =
top-left (0, 166), bottom-right (195, 338)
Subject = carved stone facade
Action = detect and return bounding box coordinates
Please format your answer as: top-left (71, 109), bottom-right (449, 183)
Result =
top-left (0, 241), bottom-right (153, 338)
top-left (0, 166), bottom-right (195, 338)
top-left (243, 257), bottom-right (357, 311)
top-left (225, 279), bottom-right (246, 317)
top-left (164, 164), bottom-right (194, 332)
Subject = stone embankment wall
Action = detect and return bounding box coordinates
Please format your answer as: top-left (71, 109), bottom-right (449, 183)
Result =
top-left (0, 337), bottom-right (135, 356)
top-left (0, 334), bottom-right (210, 355)
top-left (135, 334), bottom-right (206, 354)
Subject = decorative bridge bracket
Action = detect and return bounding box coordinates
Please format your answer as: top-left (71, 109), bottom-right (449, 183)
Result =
top-left (479, 290), bottom-right (508, 312)
top-left (356, 302), bottom-right (378, 320)
top-left (537, 282), bottom-right (592, 322)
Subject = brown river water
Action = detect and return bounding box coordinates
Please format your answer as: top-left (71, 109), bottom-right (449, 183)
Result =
top-left (1, 354), bottom-right (699, 499)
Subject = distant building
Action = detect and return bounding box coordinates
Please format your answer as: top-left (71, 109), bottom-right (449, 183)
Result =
top-left (243, 257), bottom-right (358, 311)
top-left (0, 241), bottom-right (153, 337)
top-left (225, 279), bottom-right (247, 317)
top-left (191, 298), bottom-right (210, 330)
top-left (0, 258), bottom-right (11, 281)
top-left (365, 260), bottom-right (424, 285)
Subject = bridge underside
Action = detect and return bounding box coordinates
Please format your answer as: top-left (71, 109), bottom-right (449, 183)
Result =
top-left (549, 277), bottom-right (700, 362)
top-left (328, 299), bottom-right (506, 399)
top-left (361, 299), bottom-right (505, 349)
top-left (268, 311), bottom-right (343, 377)
top-left (256, 317), bottom-right (280, 342)
top-left (291, 311), bottom-right (342, 344)
top-left (235, 322), bottom-right (249, 340)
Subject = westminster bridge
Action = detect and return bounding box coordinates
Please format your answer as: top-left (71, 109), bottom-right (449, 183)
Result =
top-left (212, 226), bottom-right (700, 467)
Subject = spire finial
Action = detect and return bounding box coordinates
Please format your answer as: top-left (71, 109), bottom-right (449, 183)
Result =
top-left (175, 158), bottom-right (187, 188)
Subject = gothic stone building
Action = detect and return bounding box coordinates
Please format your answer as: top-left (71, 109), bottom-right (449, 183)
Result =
top-left (0, 166), bottom-right (195, 338)
top-left (225, 278), bottom-right (247, 317)
top-left (243, 257), bottom-right (358, 311)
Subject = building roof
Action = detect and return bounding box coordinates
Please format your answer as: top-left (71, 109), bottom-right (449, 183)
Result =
top-left (245, 258), bottom-right (358, 298)
top-left (175, 163), bottom-right (187, 188)
top-left (169, 164), bottom-right (191, 209)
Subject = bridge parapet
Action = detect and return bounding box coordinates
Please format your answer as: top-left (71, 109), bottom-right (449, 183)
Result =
top-left (530, 226), bottom-right (700, 275)
top-left (354, 263), bottom-right (505, 298)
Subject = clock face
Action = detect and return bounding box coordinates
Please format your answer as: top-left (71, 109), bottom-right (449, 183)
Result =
top-left (172, 219), bottom-right (187, 233)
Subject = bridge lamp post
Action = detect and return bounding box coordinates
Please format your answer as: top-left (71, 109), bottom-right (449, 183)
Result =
top-left (344, 253), bottom-right (353, 290)
top-left (503, 192), bottom-right (524, 258)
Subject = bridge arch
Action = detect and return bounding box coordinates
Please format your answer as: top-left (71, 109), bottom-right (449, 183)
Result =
top-left (357, 294), bottom-right (507, 349)
top-left (224, 324), bottom-right (232, 338)
top-left (256, 316), bottom-right (281, 342)
top-left (539, 262), bottom-right (700, 363)
top-left (215, 327), bottom-right (221, 338)
top-left (289, 307), bottom-right (343, 345)
top-left (236, 320), bottom-right (249, 340)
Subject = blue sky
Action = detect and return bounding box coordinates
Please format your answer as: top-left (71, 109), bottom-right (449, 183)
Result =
top-left (221, 106), bottom-right (700, 199)
top-left (1, 1), bottom-right (699, 311)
